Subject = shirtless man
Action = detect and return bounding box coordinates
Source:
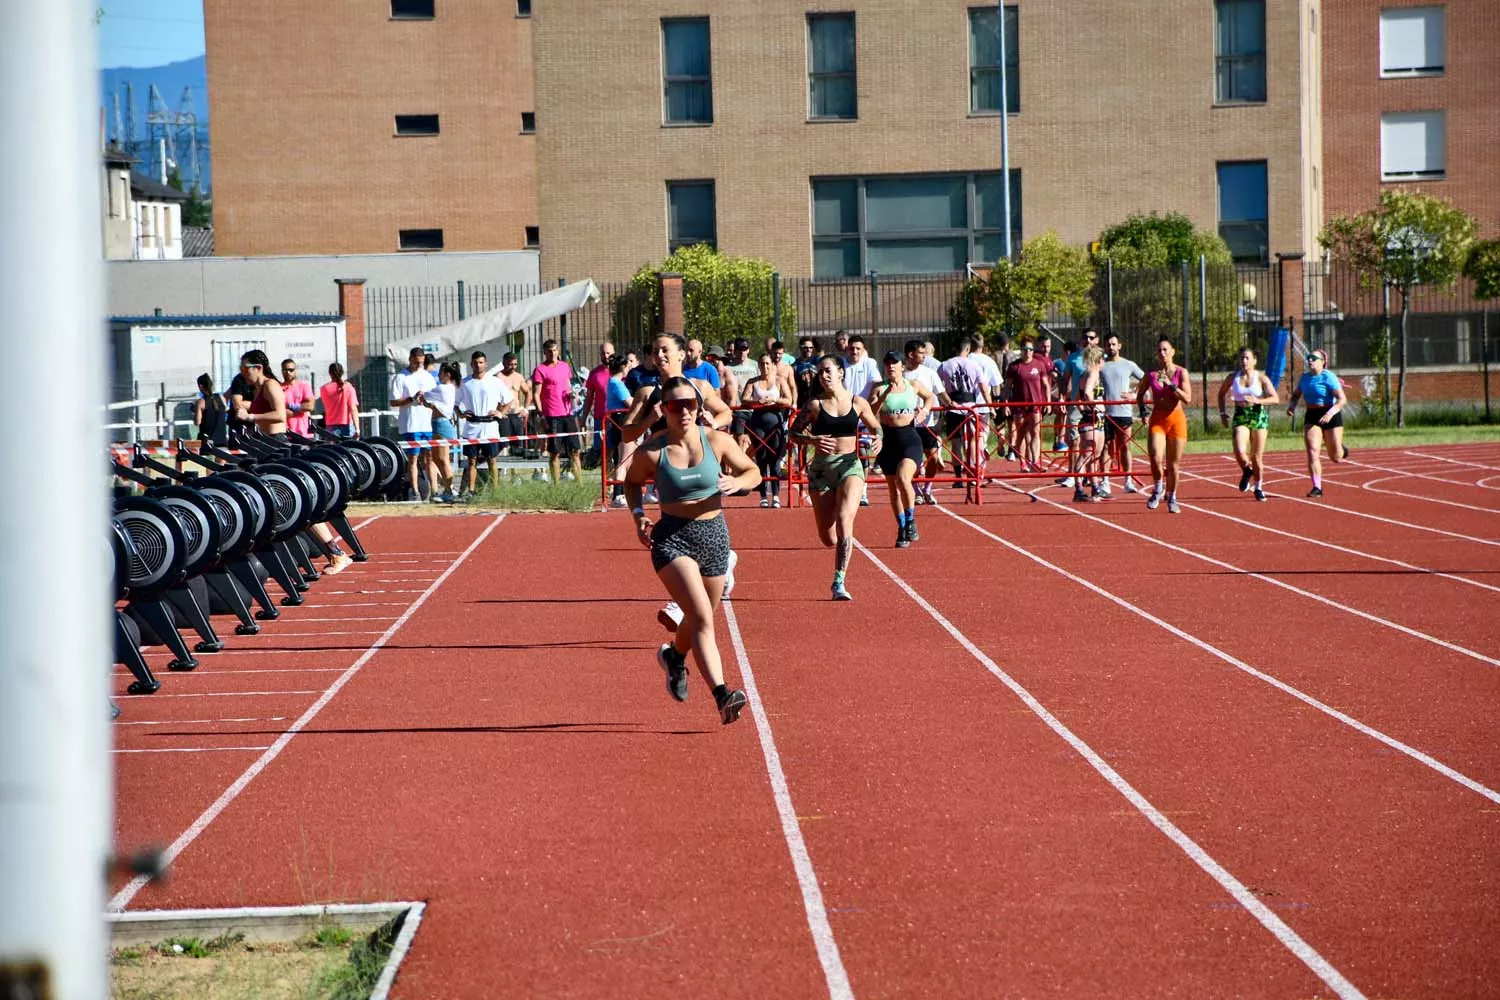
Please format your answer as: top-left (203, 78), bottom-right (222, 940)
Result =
top-left (498, 351), bottom-right (531, 456)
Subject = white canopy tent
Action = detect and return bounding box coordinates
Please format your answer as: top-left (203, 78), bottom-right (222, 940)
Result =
top-left (383, 279), bottom-right (601, 364)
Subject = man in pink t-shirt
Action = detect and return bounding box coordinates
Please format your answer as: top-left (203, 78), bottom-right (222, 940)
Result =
top-left (531, 339), bottom-right (581, 481)
top-left (319, 362), bottom-right (360, 437)
top-left (580, 340), bottom-right (615, 453)
top-left (279, 358), bottom-right (315, 436)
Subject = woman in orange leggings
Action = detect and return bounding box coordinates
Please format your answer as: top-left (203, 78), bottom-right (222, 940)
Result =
top-left (1135, 336), bottom-right (1192, 514)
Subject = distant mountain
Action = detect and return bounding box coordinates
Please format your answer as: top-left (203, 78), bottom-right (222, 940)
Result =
top-left (101, 56), bottom-right (212, 192)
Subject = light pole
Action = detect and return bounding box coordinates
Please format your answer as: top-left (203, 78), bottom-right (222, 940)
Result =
top-left (998, 1), bottom-right (1013, 261)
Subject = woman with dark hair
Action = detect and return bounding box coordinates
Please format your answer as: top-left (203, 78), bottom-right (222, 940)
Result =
top-left (1135, 336), bottom-right (1191, 513)
top-left (422, 362), bottom-right (461, 503)
top-left (234, 349), bottom-right (287, 437)
top-left (1218, 347), bottom-right (1278, 501)
top-left (194, 373), bottom-right (228, 445)
top-left (740, 352), bottom-right (792, 507)
top-left (869, 351), bottom-right (935, 547)
top-left (791, 355), bottom-right (882, 599)
top-left (319, 362), bottom-right (360, 438)
top-left (1287, 349), bottom-right (1350, 498)
top-left (625, 376), bottom-right (760, 725)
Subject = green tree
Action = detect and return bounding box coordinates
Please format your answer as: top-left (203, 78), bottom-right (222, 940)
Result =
top-left (616, 244), bottom-right (797, 348)
top-left (165, 167), bottom-right (212, 229)
top-left (1092, 212), bottom-right (1240, 365)
top-left (949, 230), bottom-right (1092, 340)
top-left (1321, 190), bottom-right (1477, 427)
top-left (1464, 238), bottom-right (1500, 301)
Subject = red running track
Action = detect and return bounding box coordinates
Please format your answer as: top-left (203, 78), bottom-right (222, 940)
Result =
top-left (109, 442), bottom-right (1500, 997)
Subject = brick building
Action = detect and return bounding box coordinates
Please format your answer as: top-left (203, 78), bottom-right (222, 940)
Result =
top-left (1321, 0), bottom-right (1500, 235)
top-left (204, 0), bottom-right (539, 256)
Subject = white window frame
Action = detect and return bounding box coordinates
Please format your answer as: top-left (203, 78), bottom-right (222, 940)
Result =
top-left (1380, 111), bottom-right (1446, 181)
top-left (1379, 6), bottom-right (1445, 77)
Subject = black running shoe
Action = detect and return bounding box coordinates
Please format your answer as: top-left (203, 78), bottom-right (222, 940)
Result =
top-left (1307, 486), bottom-right (1324, 498)
top-left (657, 643), bottom-right (689, 702)
top-left (1342, 446), bottom-right (1351, 460)
top-left (1238, 467), bottom-right (1253, 492)
top-left (907, 518), bottom-right (919, 542)
top-left (716, 688), bottom-right (747, 725)
top-left (895, 524), bottom-right (911, 548)
top-left (1254, 487), bottom-right (1267, 502)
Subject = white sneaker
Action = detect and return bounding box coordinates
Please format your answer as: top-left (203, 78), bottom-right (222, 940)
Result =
top-left (657, 601), bottom-right (684, 632)
top-left (643, 488), bottom-right (659, 504)
top-left (1097, 483), bottom-right (1112, 498)
top-left (723, 549), bottom-right (739, 597)
top-left (1123, 479), bottom-right (1140, 494)
top-left (1056, 476), bottom-right (1076, 488)
top-left (611, 494), bottom-right (628, 508)
top-left (561, 470), bottom-right (576, 481)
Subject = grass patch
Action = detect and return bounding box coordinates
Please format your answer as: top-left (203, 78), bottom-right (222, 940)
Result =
top-left (466, 470), bottom-right (601, 511)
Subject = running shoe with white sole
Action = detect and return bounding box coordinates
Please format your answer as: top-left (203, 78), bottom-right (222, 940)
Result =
top-left (657, 644), bottom-right (689, 702)
top-left (658, 601), bottom-right (684, 632)
top-left (1146, 489), bottom-right (1162, 510)
top-left (1238, 468), bottom-right (1253, 492)
top-left (723, 549), bottom-right (738, 598)
top-left (716, 688), bottom-right (748, 725)
top-left (1124, 479), bottom-right (1140, 494)
top-left (1254, 487), bottom-right (1267, 502)
top-left (831, 579), bottom-right (852, 601)
top-left (1167, 496), bottom-right (1181, 514)
top-left (1308, 486), bottom-right (1323, 498)
top-left (907, 518), bottom-right (919, 542)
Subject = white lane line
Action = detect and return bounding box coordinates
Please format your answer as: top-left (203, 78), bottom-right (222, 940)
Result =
top-left (1001, 486), bottom-right (1500, 670)
top-left (935, 506), bottom-right (1500, 806)
top-left (1222, 460), bottom-right (1500, 548)
top-left (1354, 456), bottom-right (1500, 490)
top-left (114, 746), bottom-right (273, 755)
top-left (855, 539), bottom-right (1366, 1000)
top-left (108, 514), bottom-right (506, 913)
top-left (1359, 472), bottom-right (1500, 513)
top-left (116, 717), bottom-right (289, 727)
top-left (1402, 451), bottom-right (1500, 475)
top-left (351, 515), bottom-right (381, 530)
top-left (723, 597), bottom-right (854, 1000)
top-left (1173, 492), bottom-right (1500, 596)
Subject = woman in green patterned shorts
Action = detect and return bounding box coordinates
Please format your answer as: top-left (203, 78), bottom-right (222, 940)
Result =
top-left (1217, 347), bottom-right (1280, 502)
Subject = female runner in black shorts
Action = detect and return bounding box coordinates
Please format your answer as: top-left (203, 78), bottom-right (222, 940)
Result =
top-left (868, 351), bottom-right (936, 547)
top-left (625, 377), bottom-right (760, 724)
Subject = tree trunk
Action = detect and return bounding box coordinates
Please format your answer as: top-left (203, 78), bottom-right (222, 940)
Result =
top-left (1397, 292), bottom-right (1410, 429)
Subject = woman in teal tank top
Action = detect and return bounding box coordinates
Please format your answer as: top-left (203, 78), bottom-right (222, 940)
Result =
top-left (625, 377), bottom-right (761, 726)
top-left (868, 352), bottom-right (936, 548)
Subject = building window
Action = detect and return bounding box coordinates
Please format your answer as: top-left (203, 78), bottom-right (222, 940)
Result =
top-left (1380, 6), bottom-right (1444, 77)
top-left (394, 114), bottom-right (440, 136)
top-left (390, 0), bottom-right (434, 19)
top-left (1215, 0), bottom-right (1266, 103)
top-left (968, 6), bottom-right (1019, 114)
top-left (808, 13), bottom-right (856, 120)
top-left (667, 181), bottom-right (717, 253)
top-left (520, 111), bottom-right (536, 133)
top-left (810, 171), bottom-right (1021, 278)
top-left (1216, 161), bottom-right (1269, 264)
top-left (399, 229), bottom-right (444, 251)
top-left (1381, 111), bottom-right (1446, 180)
top-left (516, 0), bottom-right (532, 15)
top-left (524, 225), bottom-right (540, 247)
top-left (663, 18), bottom-right (713, 124)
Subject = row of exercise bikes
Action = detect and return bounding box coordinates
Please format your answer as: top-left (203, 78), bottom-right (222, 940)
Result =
top-left (110, 427), bottom-right (412, 712)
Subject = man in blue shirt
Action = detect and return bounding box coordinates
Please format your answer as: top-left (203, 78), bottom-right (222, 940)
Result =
top-left (682, 338), bottom-right (723, 389)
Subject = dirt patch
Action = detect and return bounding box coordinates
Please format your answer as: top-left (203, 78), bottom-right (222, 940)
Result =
top-left (111, 938), bottom-right (350, 1000)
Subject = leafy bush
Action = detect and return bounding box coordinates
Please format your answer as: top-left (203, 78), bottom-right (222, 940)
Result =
top-left (949, 231), bottom-right (1093, 340)
top-left (613, 245), bottom-right (798, 348)
top-left (1464, 238), bottom-right (1500, 301)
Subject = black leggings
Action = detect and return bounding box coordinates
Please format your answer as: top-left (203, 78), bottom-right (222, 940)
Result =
top-left (749, 409), bottom-right (786, 498)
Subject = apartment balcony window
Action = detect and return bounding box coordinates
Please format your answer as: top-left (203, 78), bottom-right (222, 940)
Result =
top-left (516, 0), bottom-right (532, 16)
top-left (968, 6), bottom-right (1019, 114)
top-left (524, 226), bottom-right (541, 248)
top-left (394, 114), bottom-right (440, 136)
top-left (1380, 6), bottom-right (1444, 77)
top-left (663, 18), bottom-right (713, 125)
top-left (520, 112), bottom-right (536, 134)
top-left (1216, 161), bottom-right (1269, 264)
top-left (811, 171), bottom-right (1021, 278)
top-left (399, 229), bottom-right (444, 251)
top-left (808, 13), bottom-right (856, 120)
top-left (1215, 0), bottom-right (1266, 104)
top-left (1381, 111), bottom-right (1445, 180)
top-left (390, 0), bottom-right (434, 19)
top-left (667, 181), bottom-right (717, 253)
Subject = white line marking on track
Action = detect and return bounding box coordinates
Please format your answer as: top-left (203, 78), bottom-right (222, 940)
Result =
top-left (1411, 451), bottom-right (1500, 473)
top-left (1217, 461), bottom-right (1500, 547)
top-left (935, 506), bottom-right (1500, 806)
top-left (722, 597), bottom-right (854, 1000)
top-left (116, 717), bottom-right (289, 726)
top-left (1000, 486), bottom-right (1500, 669)
top-left (1343, 460), bottom-right (1500, 514)
top-left (1175, 496), bottom-right (1500, 596)
top-left (351, 515), bottom-right (381, 530)
top-left (107, 514), bottom-right (506, 913)
top-left (1355, 456), bottom-right (1500, 490)
top-left (855, 539), bottom-right (1367, 1000)
top-left (114, 746), bottom-right (273, 754)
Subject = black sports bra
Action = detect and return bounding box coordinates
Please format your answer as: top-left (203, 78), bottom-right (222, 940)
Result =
top-left (811, 400), bottom-right (860, 437)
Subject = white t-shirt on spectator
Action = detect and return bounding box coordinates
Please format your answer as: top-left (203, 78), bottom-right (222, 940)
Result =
top-left (975, 352), bottom-right (1003, 398)
top-left (905, 364), bottom-right (943, 428)
top-left (458, 374), bottom-right (515, 440)
top-left (390, 368), bottom-right (437, 434)
top-left (843, 356), bottom-right (882, 399)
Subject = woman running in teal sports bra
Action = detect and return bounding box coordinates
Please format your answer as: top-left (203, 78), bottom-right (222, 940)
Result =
top-left (625, 377), bottom-right (761, 725)
top-left (790, 356), bottom-right (882, 600)
top-left (868, 351), bottom-right (935, 548)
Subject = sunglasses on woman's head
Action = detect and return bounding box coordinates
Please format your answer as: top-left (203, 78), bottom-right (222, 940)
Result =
top-left (664, 397), bottom-right (699, 414)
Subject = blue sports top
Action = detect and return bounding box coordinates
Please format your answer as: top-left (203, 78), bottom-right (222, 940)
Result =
top-left (1298, 370), bottom-right (1341, 407)
top-left (654, 427), bottom-right (721, 503)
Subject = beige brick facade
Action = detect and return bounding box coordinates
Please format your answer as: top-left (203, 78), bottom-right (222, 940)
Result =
top-left (205, 0), bottom-right (538, 256)
top-left (1321, 0), bottom-right (1500, 237)
top-left (535, 0), bottom-right (1320, 282)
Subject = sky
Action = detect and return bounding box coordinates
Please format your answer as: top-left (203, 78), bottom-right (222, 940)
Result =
top-left (96, 0), bottom-right (206, 69)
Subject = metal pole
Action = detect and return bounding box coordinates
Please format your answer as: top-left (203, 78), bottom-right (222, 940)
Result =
top-left (997, 1), bottom-right (1013, 260)
top-left (557, 276), bottom-right (569, 362)
top-left (1199, 255), bottom-right (1210, 431)
top-left (1483, 309), bottom-right (1491, 423)
top-left (869, 271), bottom-right (880, 340)
top-left (1, 2), bottom-right (111, 998)
top-left (1106, 259), bottom-right (1115, 336)
top-left (1180, 260), bottom-right (1191, 367)
top-left (1383, 283), bottom-right (1392, 426)
top-left (772, 272), bottom-right (782, 340)
top-left (457, 279), bottom-right (467, 321)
